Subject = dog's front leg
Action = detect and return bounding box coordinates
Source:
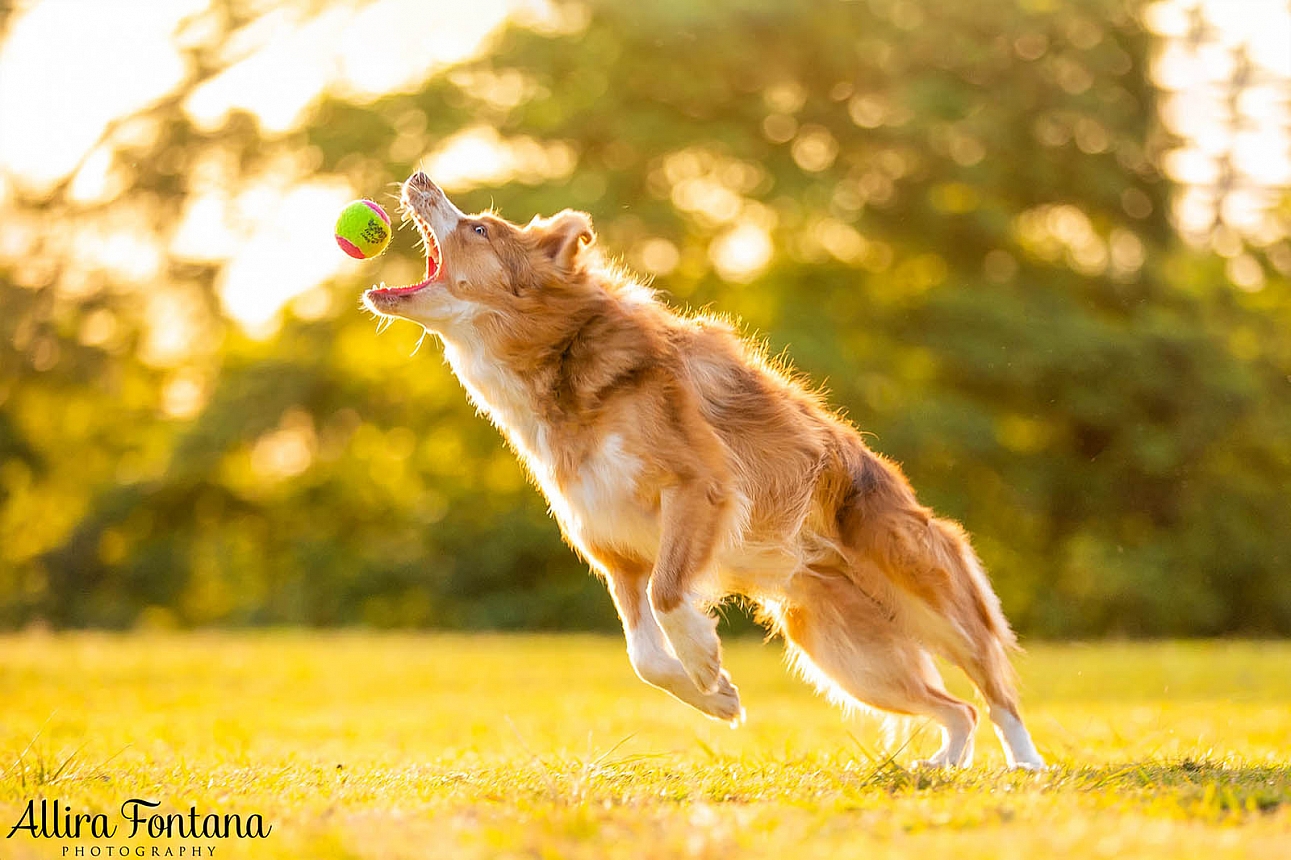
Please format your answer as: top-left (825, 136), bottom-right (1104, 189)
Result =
top-left (647, 480), bottom-right (733, 695)
top-left (598, 552), bottom-right (744, 726)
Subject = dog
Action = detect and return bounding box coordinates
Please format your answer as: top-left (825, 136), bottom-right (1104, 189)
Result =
top-left (362, 171), bottom-right (1045, 770)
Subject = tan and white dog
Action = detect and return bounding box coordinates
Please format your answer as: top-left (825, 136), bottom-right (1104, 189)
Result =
top-left (363, 171), bottom-right (1044, 770)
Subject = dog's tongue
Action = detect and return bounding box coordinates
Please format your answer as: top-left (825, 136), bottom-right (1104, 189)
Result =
top-left (366, 214), bottom-right (443, 297)
top-left (367, 225), bottom-right (441, 297)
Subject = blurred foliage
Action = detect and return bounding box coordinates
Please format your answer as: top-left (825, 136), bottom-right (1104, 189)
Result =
top-left (1, 0), bottom-right (1289, 635)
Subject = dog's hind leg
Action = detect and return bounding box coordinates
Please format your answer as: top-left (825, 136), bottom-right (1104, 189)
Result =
top-left (932, 613), bottom-right (1044, 770)
top-left (871, 515), bottom-right (1046, 770)
top-left (780, 567), bottom-right (978, 768)
top-left (944, 634), bottom-right (1044, 770)
top-left (596, 549), bottom-right (744, 725)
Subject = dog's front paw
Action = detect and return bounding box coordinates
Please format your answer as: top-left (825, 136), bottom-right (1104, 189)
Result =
top-left (698, 670), bottom-right (744, 727)
top-left (674, 638), bottom-right (722, 694)
top-left (656, 605), bottom-right (722, 693)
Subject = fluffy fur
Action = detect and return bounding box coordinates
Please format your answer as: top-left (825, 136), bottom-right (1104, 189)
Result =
top-left (363, 171), bottom-right (1045, 769)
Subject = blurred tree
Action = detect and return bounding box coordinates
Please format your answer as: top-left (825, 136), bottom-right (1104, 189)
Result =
top-left (1, 0), bottom-right (1289, 634)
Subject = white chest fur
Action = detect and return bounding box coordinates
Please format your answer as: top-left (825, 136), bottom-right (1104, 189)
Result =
top-left (441, 341), bottom-right (659, 560)
top-left (558, 433), bottom-right (659, 556)
top-left (442, 340), bottom-right (547, 462)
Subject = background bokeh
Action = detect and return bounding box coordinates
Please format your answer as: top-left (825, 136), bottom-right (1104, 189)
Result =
top-left (0, 0), bottom-right (1288, 636)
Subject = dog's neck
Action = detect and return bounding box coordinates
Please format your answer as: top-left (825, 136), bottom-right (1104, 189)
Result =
top-left (434, 309), bottom-right (599, 480)
top-left (433, 278), bottom-right (662, 481)
top-left (440, 327), bottom-right (551, 469)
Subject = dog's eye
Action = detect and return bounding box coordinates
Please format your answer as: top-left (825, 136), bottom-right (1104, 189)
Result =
top-left (473, 224), bottom-right (487, 238)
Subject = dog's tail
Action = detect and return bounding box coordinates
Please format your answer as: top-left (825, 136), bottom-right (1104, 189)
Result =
top-left (850, 503), bottom-right (1022, 713)
top-left (912, 515), bottom-right (1022, 713)
top-left (835, 448), bottom-right (1023, 712)
top-left (929, 517), bottom-right (1018, 649)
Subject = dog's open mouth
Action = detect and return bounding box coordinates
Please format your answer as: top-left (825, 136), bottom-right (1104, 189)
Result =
top-left (367, 202), bottom-right (442, 297)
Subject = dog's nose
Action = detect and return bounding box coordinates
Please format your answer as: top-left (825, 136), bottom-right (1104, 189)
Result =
top-left (402, 171), bottom-right (465, 222)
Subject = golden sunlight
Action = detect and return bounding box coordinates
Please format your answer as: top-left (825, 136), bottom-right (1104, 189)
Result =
top-left (0, 0), bottom-right (203, 193)
top-left (1147, 0), bottom-right (1291, 245)
top-left (1, 0), bottom-right (1285, 332)
top-left (0, 0), bottom-right (554, 334)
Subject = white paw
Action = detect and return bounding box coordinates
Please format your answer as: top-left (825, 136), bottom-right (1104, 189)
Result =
top-left (698, 670), bottom-right (744, 726)
top-left (656, 605), bottom-right (722, 693)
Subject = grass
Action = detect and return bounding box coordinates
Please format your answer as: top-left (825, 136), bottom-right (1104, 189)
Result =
top-left (2, 633), bottom-right (1289, 859)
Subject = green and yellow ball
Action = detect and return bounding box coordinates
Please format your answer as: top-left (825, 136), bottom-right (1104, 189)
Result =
top-left (335, 199), bottom-right (392, 259)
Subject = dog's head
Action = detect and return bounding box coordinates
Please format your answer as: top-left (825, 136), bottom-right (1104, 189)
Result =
top-left (362, 171), bottom-right (597, 335)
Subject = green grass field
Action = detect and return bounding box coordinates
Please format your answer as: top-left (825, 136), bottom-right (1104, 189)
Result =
top-left (2, 634), bottom-right (1289, 859)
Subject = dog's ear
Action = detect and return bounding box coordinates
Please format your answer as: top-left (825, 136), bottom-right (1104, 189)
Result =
top-left (534, 209), bottom-right (595, 271)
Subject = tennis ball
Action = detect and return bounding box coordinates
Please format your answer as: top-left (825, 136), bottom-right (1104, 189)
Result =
top-left (335, 199), bottom-right (392, 259)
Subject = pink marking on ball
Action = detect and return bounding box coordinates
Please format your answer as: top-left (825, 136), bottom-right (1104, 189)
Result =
top-left (361, 199), bottom-right (390, 225)
top-left (336, 235), bottom-right (366, 259)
